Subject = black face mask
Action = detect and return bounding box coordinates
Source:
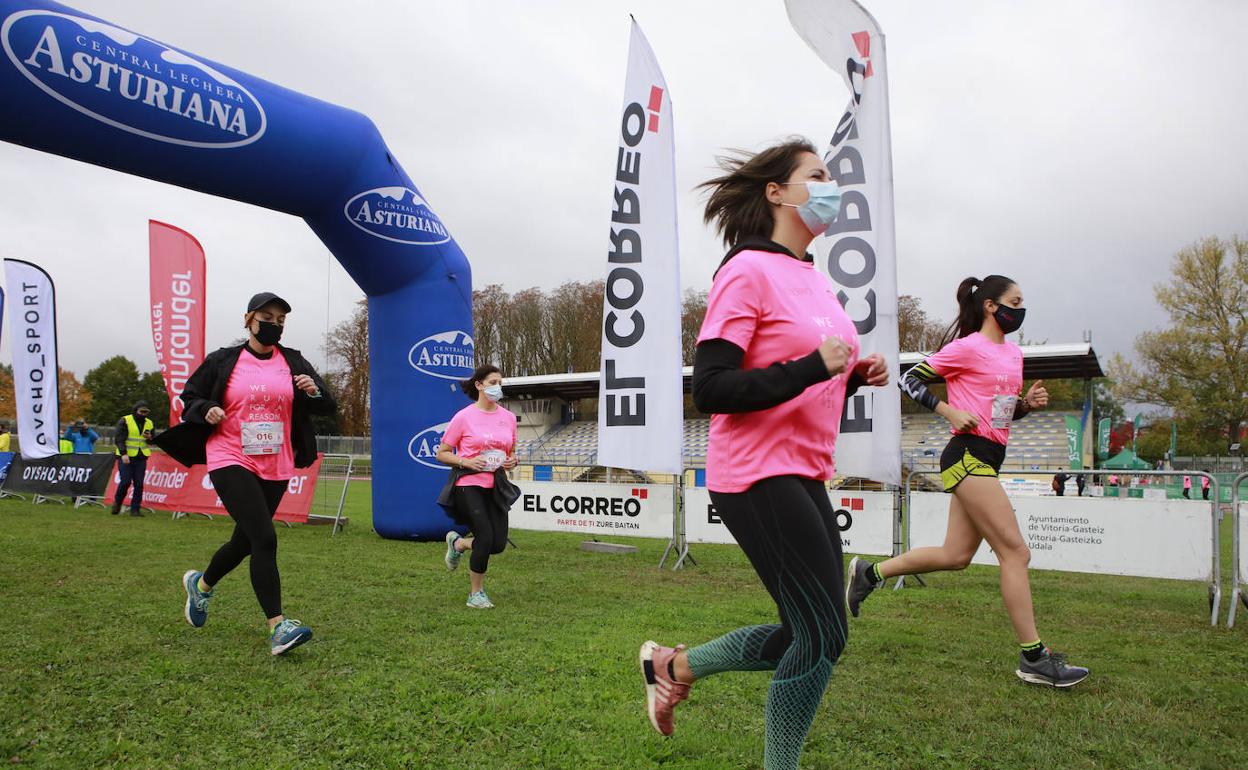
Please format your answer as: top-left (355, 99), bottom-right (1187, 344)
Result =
top-left (254, 320), bottom-right (284, 346)
top-left (993, 305), bottom-right (1026, 334)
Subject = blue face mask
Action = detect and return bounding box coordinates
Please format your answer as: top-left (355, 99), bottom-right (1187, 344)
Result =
top-left (781, 180), bottom-right (842, 236)
top-left (483, 384), bottom-right (504, 402)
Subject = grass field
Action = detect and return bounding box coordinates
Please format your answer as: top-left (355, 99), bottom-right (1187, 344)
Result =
top-left (1, 483), bottom-right (1245, 769)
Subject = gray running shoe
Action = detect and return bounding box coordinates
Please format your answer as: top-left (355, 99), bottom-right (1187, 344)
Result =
top-left (1016, 648), bottom-right (1089, 688)
top-left (846, 556), bottom-right (881, 618)
top-left (444, 531), bottom-right (462, 571)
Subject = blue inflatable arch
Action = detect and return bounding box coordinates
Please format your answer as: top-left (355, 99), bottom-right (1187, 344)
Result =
top-left (0, 0), bottom-right (472, 539)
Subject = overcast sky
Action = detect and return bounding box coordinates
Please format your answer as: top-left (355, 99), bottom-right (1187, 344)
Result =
top-left (0, 0), bottom-right (1244, 379)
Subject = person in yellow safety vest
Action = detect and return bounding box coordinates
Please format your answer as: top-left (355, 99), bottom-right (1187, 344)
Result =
top-left (0, 423), bottom-right (10, 453)
top-left (59, 432), bottom-right (73, 454)
top-left (112, 401), bottom-right (154, 517)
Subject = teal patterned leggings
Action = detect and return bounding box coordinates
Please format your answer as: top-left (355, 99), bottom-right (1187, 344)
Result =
top-left (686, 476), bottom-right (848, 770)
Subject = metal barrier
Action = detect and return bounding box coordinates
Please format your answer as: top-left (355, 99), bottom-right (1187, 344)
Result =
top-left (1228, 472), bottom-right (1248, 628)
top-left (901, 469), bottom-right (1222, 626)
top-left (310, 453), bottom-right (354, 536)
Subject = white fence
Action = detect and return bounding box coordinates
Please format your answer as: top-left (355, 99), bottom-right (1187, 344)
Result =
top-left (1228, 473), bottom-right (1248, 628)
top-left (683, 487), bottom-right (894, 556)
top-left (495, 467), bottom-right (1226, 624)
top-left (906, 470), bottom-right (1222, 626)
top-left (909, 493), bottom-right (1211, 581)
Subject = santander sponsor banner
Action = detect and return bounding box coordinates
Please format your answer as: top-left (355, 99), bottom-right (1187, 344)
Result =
top-left (4, 259), bottom-right (58, 459)
top-left (511, 481), bottom-right (673, 540)
top-left (785, 0), bottom-right (901, 486)
top-left (596, 19), bottom-right (682, 476)
top-left (684, 487), bottom-right (893, 555)
top-left (104, 453), bottom-right (322, 523)
top-left (149, 220), bottom-right (205, 426)
top-left (909, 492), bottom-right (1212, 582)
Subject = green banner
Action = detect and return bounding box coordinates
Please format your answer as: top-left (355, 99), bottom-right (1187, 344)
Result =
top-left (1097, 417), bottom-right (1111, 461)
top-left (1065, 415), bottom-right (1083, 470)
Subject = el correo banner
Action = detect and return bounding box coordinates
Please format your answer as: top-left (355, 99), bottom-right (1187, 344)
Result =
top-left (785, 0), bottom-right (901, 486)
top-left (909, 492), bottom-right (1212, 581)
top-left (685, 486), bottom-right (893, 555)
top-left (4, 259), bottom-right (59, 459)
top-left (510, 481), bottom-right (673, 540)
top-left (596, 20), bottom-right (682, 475)
top-left (149, 221), bottom-right (206, 427)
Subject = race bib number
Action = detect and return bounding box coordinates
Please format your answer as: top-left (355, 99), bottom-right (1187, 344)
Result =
top-left (480, 449), bottom-right (506, 472)
top-left (241, 421), bottom-right (284, 455)
top-left (991, 395), bottom-right (1016, 430)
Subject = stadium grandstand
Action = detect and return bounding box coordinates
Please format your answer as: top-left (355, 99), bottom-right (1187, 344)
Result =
top-left (501, 342), bottom-right (1103, 485)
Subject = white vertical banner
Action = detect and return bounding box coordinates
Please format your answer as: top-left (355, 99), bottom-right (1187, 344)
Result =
top-left (4, 259), bottom-right (59, 459)
top-left (785, 0), bottom-right (901, 486)
top-left (597, 19), bottom-right (682, 475)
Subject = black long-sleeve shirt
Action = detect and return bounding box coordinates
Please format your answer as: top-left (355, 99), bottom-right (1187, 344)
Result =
top-left (692, 338), bottom-right (864, 415)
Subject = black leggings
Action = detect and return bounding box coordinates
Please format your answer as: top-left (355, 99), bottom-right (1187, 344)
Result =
top-left (686, 476), bottom-right (848, 770)
top-left (456, 486), bottom-right (508, 574)
top-left (203, 465), bottom-right (288, 619)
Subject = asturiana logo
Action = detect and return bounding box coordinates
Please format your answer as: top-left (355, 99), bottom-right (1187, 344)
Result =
top-left (2, 10), bottom-right (266, 148)
top-left (344, 186), bottom-right (450, 246)
top-left (408, 422), bottom-right (451, 469)
top-left (409, 331), bottom-right (474, 381)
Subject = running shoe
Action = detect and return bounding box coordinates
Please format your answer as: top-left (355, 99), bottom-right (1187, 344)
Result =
top-left (270, 619), bottom-right (313, 656)
top-left (846, 556), bottom-right (881, 618)
top-left (639, 640), bottom-right (691, 736)
top-left (466, 591), bottom-right (494, 609)
top-left (182, 570), bottom-right (212, 628)
top-left (1016, 648), bottom-right (1089, 688)
top-left (444, 531), bottom-right (462, 571)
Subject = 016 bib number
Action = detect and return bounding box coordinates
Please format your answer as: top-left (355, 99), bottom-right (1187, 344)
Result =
top-left (241, 421), bottom-right (284, 455)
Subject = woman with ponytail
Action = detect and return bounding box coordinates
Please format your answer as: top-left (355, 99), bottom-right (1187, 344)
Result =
top-left (434, 364), bottom-right (519, 609)
top-left (636, 138), bottom-right (888, 770)
top-left (846, 276), bottom-right (1089, 688)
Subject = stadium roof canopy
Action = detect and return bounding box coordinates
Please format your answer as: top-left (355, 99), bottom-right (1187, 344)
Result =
top-left (503, 342), bottom-right (1104, 401)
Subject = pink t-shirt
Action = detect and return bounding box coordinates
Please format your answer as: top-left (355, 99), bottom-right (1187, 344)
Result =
top-left (925, 332), bottom-right (1023, 446)
top-left (698, 249), bottom-right (860, 493)
top-left (206, 348), bottom-right (296, 480)
top-left (443, 403), bottom-right (517, 489)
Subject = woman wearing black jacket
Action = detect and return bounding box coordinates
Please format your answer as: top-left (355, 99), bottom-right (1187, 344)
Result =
top-left (155, 292), bottom-right (336, 656)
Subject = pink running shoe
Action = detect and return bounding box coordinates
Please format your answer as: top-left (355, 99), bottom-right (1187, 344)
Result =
top-left (640, 640), bottom-right (691, 736)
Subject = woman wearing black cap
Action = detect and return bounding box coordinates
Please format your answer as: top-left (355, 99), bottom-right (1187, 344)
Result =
top-left (155, 292), bottom-right (336, 655)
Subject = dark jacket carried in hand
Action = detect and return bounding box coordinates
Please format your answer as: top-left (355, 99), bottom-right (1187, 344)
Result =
top-left (437, 467), bottom-right (521, 526)
top-left (153, 344), bottom-right (336, 469)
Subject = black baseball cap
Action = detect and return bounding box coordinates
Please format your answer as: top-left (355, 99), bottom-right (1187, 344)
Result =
top-left (247, 292), bottom-right (292, 313)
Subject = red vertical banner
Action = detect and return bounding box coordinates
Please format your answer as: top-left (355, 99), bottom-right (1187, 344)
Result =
top-left (149, 221), bottom-right (206, 426)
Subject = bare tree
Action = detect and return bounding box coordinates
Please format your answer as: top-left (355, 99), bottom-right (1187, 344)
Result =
top-left (472, 284), bottom-right (509, 371)
top-left (681, 289), bottom-right (708, 366)
top-left (897, 294), bottom-right (946, 353)
top-left (324, 299), bottom-right (369, 435)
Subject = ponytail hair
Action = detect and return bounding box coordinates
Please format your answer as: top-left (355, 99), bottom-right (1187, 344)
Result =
top-left (460, 364), bottom-right (501, 400)
top-left (698, 137), bottom-right (819, 252)
top-left (935, 274), bottom-right (1016, 350)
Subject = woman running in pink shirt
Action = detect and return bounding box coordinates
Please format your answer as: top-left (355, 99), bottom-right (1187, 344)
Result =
top-left (846, 275), bottom-right (1088, 687)
top-left (435, 364), bottom-right (519, 609)
top-left (637, 138), bottom-right (888, 770)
